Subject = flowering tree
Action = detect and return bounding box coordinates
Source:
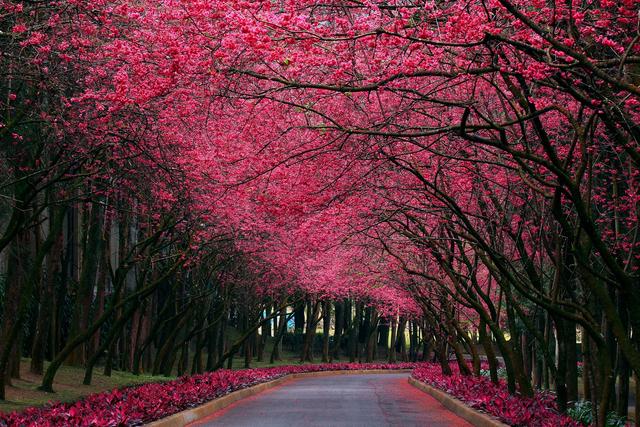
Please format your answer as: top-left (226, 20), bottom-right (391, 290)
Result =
top-left (1, 1), bottom-right (639, 425)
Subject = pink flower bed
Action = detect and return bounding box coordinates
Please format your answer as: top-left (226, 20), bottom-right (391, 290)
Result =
top-left (412, 364), bottom-right (580, 427)
top-left (0, 363), bottom-right (419, 426)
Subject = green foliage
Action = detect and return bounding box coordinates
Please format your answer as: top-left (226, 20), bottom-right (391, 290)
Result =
top-left (605, 413), bottom-right (628, 427)
top-left (479, 367), bottom-right (508, 379)
top-left (568, 401), bottom-right (593, 425)
top-left (567, 400), bottom-right (627, 427)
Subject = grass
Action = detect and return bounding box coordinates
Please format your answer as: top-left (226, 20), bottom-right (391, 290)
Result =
top-left (1, 328), bottom-right (389, 415)
top-left (0, 348), bottom-right (323, 414)
top-left (0, 359), bottom-right (172, 414)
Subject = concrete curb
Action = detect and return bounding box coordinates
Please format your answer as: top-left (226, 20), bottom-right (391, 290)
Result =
top-left (408, 377), bottom-right (510, 427)
top-left (146, 369), bottom-right (412, 427)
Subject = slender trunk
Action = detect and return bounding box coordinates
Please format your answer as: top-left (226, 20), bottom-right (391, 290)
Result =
top-left (41, 260), bottom-right (176, 391)
top-left (322, 301), bottom-right (331, 363)
top-left (256, 309), bottom-right (267, 363)
top-left (505, 291), bottom-right (534, 397)
top-left (366, 309), bottom-right (378, 363)
top-left (582, 331), bottom-right (592, 401)
top-left (214, 304), bottom-right (289, 371)
top-left (153, 313), bottom-right (189, 376)
top-left (409, 321), bottom-right (418, 362)
top-left (0, 230), bottom-right (30, 393)
top-left (597, 345), bottom-right (615, 427)
top-left (270, 310), bottom-right (291, 364)
top-left (218, 316), bottom-right (226, 363)
top-left (84, 301), bottom-right (137, 384)
top-left (397, 317), bottom-right (407, 362)
top-left (331, 301), bottom-right (344, 361)
top-left (616, 291), bottom-right (630, 418)
top-left (294, 300), bottom-right (305, 355)
top-left (206, 312), bottom-right (219, 371)
top-left (348, 302), bottom-right (359, 363)
top-left (555, 319), bottom-right (568, 412)
top-left (565, 320), bottom-right (578, 404)
top-left (103, 339), bottom-right (116, 377)
top-left (378, 320), bottom-right (389, 360)
top-left (31, 231), bottom-right (63, 374)
top-left (479, 319), bottom-right (499, 383)
top-left (244, 329), bottom-right (253, 369)
top-left (301, 301), bottom-right (321, 363)
top-left (1, 204), bottom-right (65, 397)
top-left (388, 317), bottom-right (397, 363)
top-left (635, 371), bottom-right (640, 427)
top-left (435, 338), bottom-right (452, 376)
top-left (68, 203), bottom-right (103, 366)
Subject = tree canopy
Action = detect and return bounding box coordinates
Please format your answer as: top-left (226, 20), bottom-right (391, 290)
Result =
top-left (1, 1), bottom-right (639, 425)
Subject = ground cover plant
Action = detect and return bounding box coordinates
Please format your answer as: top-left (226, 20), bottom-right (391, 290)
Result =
top-left (0, 363), bottom-right (420, 426)
top-left (413, 365), bottom-right (581, 427)
top-left (2, 362), bottom-right (591, 426)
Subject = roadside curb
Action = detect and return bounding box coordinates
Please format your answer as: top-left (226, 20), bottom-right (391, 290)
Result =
top-left (147, 369), bottom-right (412, 427)
top-left (408, 377), bottom-right (509, 427)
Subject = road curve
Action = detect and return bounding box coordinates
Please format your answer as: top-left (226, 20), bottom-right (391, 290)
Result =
top-left (189, 373), bottom-right (472, 427)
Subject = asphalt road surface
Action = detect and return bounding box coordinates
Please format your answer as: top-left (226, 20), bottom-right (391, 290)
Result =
top-left (189, 373), bottom-right (472, 427)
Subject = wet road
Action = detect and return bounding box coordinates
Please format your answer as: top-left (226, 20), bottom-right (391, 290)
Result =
top-left (190, 373), bottom-right (471, 427)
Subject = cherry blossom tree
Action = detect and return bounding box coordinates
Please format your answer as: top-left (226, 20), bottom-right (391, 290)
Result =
top-left (1, 1), bottom-right (639, 425)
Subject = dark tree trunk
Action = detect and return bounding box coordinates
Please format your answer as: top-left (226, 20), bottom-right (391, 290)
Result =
top-left (348, 302), bottom-right (360, 362)
top-left (31, 231), bottom-right (63, 375)
top-left (85, 301), bottom-right (137, 385)
top-left (396, 317), bottom-right (407, 362)
top-left (616, 291), bottom-right (630, 418)
top-left (321, 301), bottom-right (331, 363)
top-left (331, 300), bottom-right (344, 361)
top-left (301, 301), bottom-right (321, 362)
top-left (378, 320), bottom-right (389, 360)
top-left (0, 230), bottom-right (31, 392)
top-left (270, 310), bottom-right (291, 364)
top-left (479, 319), bottom-right (499, 384)
top-left (68, 203), bottom-right (103, 367)
top-left (388, 317), bottom-right (397, 363)
top-left (565, 320), bottom-right (578, 404)
top-left (294, 301), bottom-right (305, 335)
top-left (206, 314), bottom-right (219, 371)
top-left (365, 309), bottom-right (378, 363)
top-left (359, 305), bottom-right (371, 363)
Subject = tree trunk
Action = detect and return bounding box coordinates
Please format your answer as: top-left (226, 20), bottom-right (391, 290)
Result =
top-left (347, 302), bottom-right (360, 362)
top-left (331, 300), bottom-right (344, 361)
top-left (322, 301), bottom-right (331, 363)
top-left (270, 310), bottom-right (291, 364)
top-left (397, 317), bottom-right (407, 362)
top-left (1, 203), bottom-right (65, 398)
top-left (84, 300), bottom-right (138, 385)
top-left (479, 319), bottom-right (499, 383)
top-left (388, 317), bottom-right (397, 363)
top-left (301, 301), bottom-right (321, 363)
top-left (0, 230), bottom-right (30, 393)
top-left (365, 309), bottom-right (378, 363)
top-left (31, 230), bottom-right (63, 375)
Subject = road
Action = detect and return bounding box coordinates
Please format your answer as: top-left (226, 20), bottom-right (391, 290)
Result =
top-left (189, 373), bottom-right (472, 427)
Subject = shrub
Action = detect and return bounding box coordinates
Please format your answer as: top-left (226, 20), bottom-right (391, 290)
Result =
top-left (0, 362), bottom-right (419, 426)
top-left (567, 400), bottom-right (627, 427)
top-left (412, 364), bottom-right (580, 427)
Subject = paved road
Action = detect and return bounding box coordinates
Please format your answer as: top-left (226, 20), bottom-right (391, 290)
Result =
top-left (190, 373), bottom-right (471, 427)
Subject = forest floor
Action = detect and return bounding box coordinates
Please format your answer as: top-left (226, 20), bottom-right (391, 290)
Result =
top-left (0, 359), bottom-right (171, 413)
top-left (0, 352), bottom-right (341, 414)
